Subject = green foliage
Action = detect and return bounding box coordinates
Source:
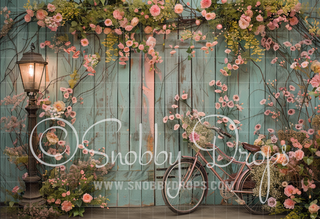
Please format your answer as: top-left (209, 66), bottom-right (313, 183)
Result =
top-left (68, 69), bottom-right (80, 89)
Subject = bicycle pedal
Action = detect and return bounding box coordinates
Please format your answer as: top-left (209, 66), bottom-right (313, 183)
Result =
top-left (235, 199), bottom-right (245, 205)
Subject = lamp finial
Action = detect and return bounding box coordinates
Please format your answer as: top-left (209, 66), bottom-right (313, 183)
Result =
top-left (30, 43), bottom-right (35, 52)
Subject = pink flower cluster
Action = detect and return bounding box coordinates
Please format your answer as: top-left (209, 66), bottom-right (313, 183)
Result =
top-left (301, 179), bottom-right (316, 192)
top-left (44, 13), bottom-right (63, 31)
top-left (222, 54), bottom-right (245, 76)
top-left (261, 37), bottom-right (279, 51)
top-left (201, 10), bottom-right (216, 21)
top-left (239, 14), bottom-right (251, 29)
top-left (83, 54), bottom-right (100, 75)
top-left (189, 132), bottom-right (200, 143)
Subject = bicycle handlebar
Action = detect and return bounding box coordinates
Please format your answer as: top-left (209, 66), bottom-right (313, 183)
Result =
top-left (208, 126), bottom-right (232, 138)
top-left (219, 130), bottom-right (232, 138)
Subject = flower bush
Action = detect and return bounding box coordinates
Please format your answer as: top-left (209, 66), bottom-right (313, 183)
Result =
top-left (250, 128), bottom-right (320, 218)
top-left (40, 158), bottom-right (114, 217)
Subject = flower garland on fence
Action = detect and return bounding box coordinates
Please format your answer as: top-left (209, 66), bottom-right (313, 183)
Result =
top-left (18, 0), bottom-right (306, 75)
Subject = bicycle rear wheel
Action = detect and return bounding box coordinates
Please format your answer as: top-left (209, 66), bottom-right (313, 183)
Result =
top-left (239, 170), bottom-right (270, 215)
top-left (162, 158), bottom-right (207, 214)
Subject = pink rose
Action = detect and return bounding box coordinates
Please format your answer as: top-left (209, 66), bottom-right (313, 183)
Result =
top-left (181, 94), bottom-right (188, 100)
top-left (95, 25), bottom-right (102, 34)
top-left (256, 14), bottom-right (263, 22)
top-left (189, 132), bottom-right (200, 143)
top-left (239, 17), bottom-right (249, 29)
top-left (115, 29), bottom-right (122, 35)
top-left (138, 44), bottom-right (144, 50)
top-left (309, 203), bottom-right (320, 214)
top-left (82, 193), bottom-right (93, 203)
top-left (200, 0), bottom-right (211, 8)
top-left (104, 19), bottom-right (112, 26)
top-left (163, 116), bottom-right (168, 123)
top-left (150, 5), bottom-right (161, 17)
top-left (174, 124), bottom-right (180, 130)
top-left (174, 4), bottom-right (183, 14)
top-left (310, 74), bottom-right (320, 88)
top-left (131, 17), bottom-right (139, 26)
top-left (290, 16), bottom-right (299, 26)
top-left (205, 13), bottom-right (216, 20)
top-left (113, 10), bottom-right (123, 20)
top-left (55, 199), bottom-right (61, 205)
top-left (125, 25), bottom-right (133, 31)
top-left (284, 185), bottom-right (295, 197)
top-left (36, 9), bottom-right (47, 20)
top-left (61, 201), bottom-right (73, 212)
top-left (81, 38), bottom-right (89, 47)
top-left (146, 36), bottom-right (156, 47)
top-left (47, 4), bottom-right (56, 12)
top-left (24, 14), bottom-right (31, 22)
top-left (26, 9), bottom-right (34, 17)
top-left (294, 149), bottom-right (304, 161)
top-left (37, 20), bottom-right (45, 27)
top-left (283, 198), bottom-right (295, 209)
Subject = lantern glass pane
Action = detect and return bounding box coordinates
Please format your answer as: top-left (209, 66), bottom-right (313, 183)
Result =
top-left (19, 63), bottom-right (35, 91)
top-left (34, 63), bottom-right (45, 90)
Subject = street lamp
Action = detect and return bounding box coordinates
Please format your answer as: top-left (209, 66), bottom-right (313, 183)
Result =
top-left (17, 43), bottom-right (47, 205)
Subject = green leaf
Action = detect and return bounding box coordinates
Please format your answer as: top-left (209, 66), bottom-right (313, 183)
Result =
top-left (303, 156), bottom-right (314, 165)
top-left (38, 2), bottom-right (45, 9)
top-left (88, 0), bottom-right (95, 5)
top-left (73, 210), bottom-right (79, 217)
top-left (75, 199), bottom-right (82, 207)
top-left (299, 166), bottom-right (304, 175)
top-left (310, 199), bottom-right (318, 205)
top-left (9, 201), bottom-right (14, 207)
top-left (101, 0), bottom-right (106, 5)
top-left (285, 145), bottom-right (291, 152)
top-left (79, 207), bottom-right (85, 217)
top-left (310, 147), bottom-right (317, 153)
top-left (71, 21), bottom-right (78, 27)
top-left (58, 187), bottom-right (67, 192)
top-left (311, 213), bottom-right (317, 219)
top-left (292, 198), bottom-right (301, 203)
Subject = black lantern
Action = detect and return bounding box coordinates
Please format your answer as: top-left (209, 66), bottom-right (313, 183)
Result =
top-left (17, 43), bottom-right (47, 93)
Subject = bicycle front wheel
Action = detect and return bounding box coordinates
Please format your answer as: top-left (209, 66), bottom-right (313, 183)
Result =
top-left (162, 158), bottom-right (207, 214)
top-left (239, 170), bottom-right (270, 215)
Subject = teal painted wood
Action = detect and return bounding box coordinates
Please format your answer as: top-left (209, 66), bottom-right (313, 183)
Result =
top-left (154, 34), bottom-right (166, 206)
top-left (129, 48), bottom-right (142, 207)
top-left (103, 35), bottom-right (119, 206)
top-left (203, 46), bottom-right (217, 205)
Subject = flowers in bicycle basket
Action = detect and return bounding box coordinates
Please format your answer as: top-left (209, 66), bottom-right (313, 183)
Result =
top-left (189, 131), bottom-right (200, 143)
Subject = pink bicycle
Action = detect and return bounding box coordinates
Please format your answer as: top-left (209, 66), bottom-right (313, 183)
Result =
top-left (161, 126), bottom-right (268, 215)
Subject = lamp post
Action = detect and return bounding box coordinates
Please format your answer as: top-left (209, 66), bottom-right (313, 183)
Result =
top-left (17, 43), bottom-right (47, 205)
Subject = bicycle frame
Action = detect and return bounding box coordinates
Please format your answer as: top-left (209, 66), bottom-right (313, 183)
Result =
top-left (181, 144), bottom-right (254, 195)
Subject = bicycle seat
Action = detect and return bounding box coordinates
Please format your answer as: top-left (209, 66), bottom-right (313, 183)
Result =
top-left (241, 143), bottom-right (260, 153)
